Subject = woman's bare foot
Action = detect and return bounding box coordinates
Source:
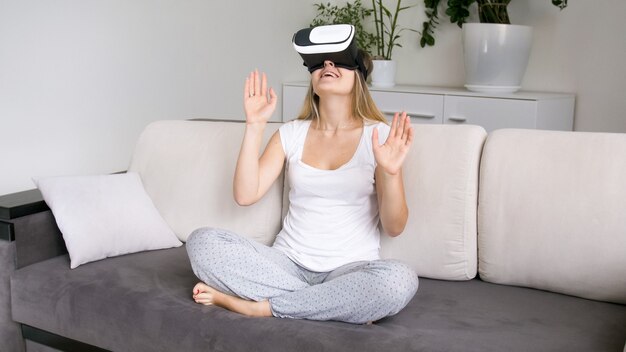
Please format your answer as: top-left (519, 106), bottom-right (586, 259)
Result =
top-left (192, 282), bottom-right (217, 305)
top-left (192, 282), bottom-right (272, 318)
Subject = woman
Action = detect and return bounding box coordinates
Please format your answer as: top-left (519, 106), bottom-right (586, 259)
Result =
top-left (186, 52), bottom-right (418, 324)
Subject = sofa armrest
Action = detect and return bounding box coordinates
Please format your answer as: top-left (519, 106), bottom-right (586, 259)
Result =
top-left (0, 190), bottom-right (67, 269)
top-left (0, 240), bottom-right (25, 352)
top-left (0, 189), bottom-right (54, 352)
top-left (0, 189), bottom-right (49, 226)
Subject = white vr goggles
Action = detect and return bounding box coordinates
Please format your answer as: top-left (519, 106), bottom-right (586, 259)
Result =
top-left (292, 24), bottom-right (368, 79)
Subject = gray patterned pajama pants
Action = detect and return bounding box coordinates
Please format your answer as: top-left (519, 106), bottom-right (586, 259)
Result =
top-left (186, 227), bottom-right (419, 324)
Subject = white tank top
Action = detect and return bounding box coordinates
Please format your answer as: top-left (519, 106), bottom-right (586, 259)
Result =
top-left (272, 119), bottom-right (390, 272)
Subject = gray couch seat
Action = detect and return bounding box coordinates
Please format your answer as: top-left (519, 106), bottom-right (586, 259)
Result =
top-left (10, 246), bottom-right (626, 352)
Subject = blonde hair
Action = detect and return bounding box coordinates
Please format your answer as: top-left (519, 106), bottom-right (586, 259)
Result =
top-left (296, 52), bottom-right (388, 125)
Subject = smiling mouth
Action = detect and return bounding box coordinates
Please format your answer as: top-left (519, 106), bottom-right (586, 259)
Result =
top-left (321, 71), bottom-right (339, 78)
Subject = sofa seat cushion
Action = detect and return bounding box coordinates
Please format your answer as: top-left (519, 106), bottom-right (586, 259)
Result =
top-left (11, 247), bottom-right (626, 352)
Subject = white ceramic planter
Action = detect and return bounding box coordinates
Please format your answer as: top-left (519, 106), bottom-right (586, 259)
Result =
top-left (371, 60), bottom-right (396, 88)
top-left (462, 23), bottom-right (533, 93)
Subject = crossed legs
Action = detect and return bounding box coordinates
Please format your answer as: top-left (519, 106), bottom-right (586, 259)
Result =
top-left (186, 227), bottom-right (418, 324)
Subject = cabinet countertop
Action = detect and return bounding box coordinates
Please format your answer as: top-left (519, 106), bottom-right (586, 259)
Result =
top-left (283, 82), bottom-right (575, 101)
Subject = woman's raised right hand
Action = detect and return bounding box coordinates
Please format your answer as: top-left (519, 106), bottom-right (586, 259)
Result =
top-left (243, 70), bottom-right (277, 125)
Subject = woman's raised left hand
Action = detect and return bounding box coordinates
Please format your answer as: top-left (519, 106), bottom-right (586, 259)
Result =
top-left (372, 112), bottom-right (414, 176)
top-left (243, 69), bottom-right (277, 125)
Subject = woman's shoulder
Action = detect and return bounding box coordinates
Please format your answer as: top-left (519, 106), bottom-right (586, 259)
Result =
top-left (363, 121), bottom-right (390, 135)
top-left (281, 118), bottom-right (310, 130)
top-left (279, 119), bottom-right (311, 155)
top-left (364, 121), bottom-right (390, 140)
top-left (364, 120), bottom-right (389, 130)
top-left (280, 119), bottom-right (309, 134)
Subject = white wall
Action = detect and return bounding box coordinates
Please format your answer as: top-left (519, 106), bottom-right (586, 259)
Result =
top-left (1, 0), bottom-right (625, 195)
top-left (0, 0), bottom-right (315, 195)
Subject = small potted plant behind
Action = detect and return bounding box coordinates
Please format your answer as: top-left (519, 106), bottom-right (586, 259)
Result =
top-left (419, 0), bottom-right (568, 93)
top-left (370, 0), bottom-right (415, 87)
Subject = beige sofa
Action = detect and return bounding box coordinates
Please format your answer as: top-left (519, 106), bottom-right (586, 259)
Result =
top-left (1, 119), bottom-right (625, 351)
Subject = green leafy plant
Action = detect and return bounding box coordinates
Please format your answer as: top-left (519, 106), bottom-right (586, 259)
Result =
top-left (371, 0), bottom-right (416, 60)
top-left (310, 0), bottom-right (378, 54)
top-left (419, 0), bottom-right (568, 48)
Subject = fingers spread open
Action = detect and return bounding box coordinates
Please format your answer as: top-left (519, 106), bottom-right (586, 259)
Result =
top-left (390, 113), bottom-right (398, 138)
top-left (406, 124), bottom-right (414, 146)
top-left (254, 69), bottom-right (260, 97)
top-left (400, 114), bottom-right (410, 140)
top-left (269, 87), bottom-right (277, 106)
top-left (244, 76), bottom-right (250, 99)
top-left (246, 71), bottom-right (256, 98)
top-left (261, 72), bottom-right (267, 98)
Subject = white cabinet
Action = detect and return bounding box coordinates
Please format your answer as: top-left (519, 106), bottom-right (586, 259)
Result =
top-left (444, 96), bottom-right (537, 130)
top-left (370, 91), bottom-right (443, 124)
top-left (282, 82), bottom-right (575, 132)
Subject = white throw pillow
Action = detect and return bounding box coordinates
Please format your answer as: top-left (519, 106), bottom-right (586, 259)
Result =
top-left (35, 172), bottom-right (182, 268)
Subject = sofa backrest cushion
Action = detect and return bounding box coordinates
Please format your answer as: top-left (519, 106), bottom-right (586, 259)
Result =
top-left (131, 120), bottom-right (486, 281)
top-left (478, 129), bottom-right (626, 304)
top-left (379, 124), bottom-right (487, 280)
top-left (128, 120), bottom-right (283, 244)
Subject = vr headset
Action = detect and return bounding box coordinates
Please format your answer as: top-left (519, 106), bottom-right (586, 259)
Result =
top-left (292, 24), bottom-right (368, 80)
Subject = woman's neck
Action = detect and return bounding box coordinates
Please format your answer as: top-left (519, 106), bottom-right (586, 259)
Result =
top-left (316, 95), bottom-right (359, 131)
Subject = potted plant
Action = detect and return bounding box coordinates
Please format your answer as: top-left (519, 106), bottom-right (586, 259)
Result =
top-left (310, 0), bottom-right (415, 87)
top-left (368, 0), bottom-right (415, 87)
top-left (419, 0), bottom-right (568, 93)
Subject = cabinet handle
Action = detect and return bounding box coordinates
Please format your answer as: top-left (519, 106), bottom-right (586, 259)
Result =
top-left (381, 111), bottom-right (436, 119)
top-left (447, 116), bottom-right (467, 122)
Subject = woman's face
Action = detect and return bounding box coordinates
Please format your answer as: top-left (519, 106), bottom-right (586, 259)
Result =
top-left (311, 60), bottom-right (356, 98)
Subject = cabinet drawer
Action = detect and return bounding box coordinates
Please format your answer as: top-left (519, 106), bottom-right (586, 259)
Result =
top-left (444, 96), bottom-right (537, 132)
top-left (371, 91), bottom-right (443, 124)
